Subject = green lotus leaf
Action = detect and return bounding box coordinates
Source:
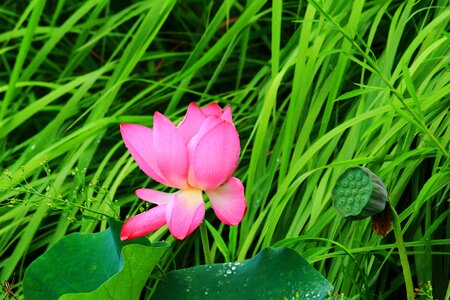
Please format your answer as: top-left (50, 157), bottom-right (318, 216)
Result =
top-left (152, 247), bottom-right (334, 299)
top-left (23, 219), bottom-right (169, 300)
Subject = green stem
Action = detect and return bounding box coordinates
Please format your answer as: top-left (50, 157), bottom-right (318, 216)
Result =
top-left (200, 223), bottom-right (212, 264)
top-left (390, 205), bottom-right (415, 300)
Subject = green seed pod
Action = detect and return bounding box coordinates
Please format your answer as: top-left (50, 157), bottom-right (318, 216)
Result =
top-left (332, 167), bottom-right (387, 220)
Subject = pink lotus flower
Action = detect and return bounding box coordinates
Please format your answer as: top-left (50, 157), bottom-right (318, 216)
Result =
top-left (120, 102), bottom-right (246, 240)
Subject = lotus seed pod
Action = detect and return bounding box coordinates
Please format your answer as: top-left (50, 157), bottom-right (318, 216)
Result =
top-left (332, 167), bottom-right (387, 220)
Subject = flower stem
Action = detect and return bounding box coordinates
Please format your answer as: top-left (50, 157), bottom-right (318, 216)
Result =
top-left (200, 223), bottom-right (212, 264)
top-left (390, 205), bottom-right (414, 300)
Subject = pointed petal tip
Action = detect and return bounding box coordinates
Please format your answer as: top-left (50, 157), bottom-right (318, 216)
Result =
top-left (153, 111), bottom-right (169, 126)
top-left (202, 102), bottom-right (223, 117)
top-left (120, 225), bottom-right (130, 241)
top-left (153, 111), bottom-right (170, 123)
top-left (120, 123), bottom-right (139, 131)
top-left (119, 123), bottom-right (171, 185)
top-left (221, 106), bottom-right (233, 124)
top-left (120, 206), bottom-right (167, 241)
top-left (119, 123), bottom-right (131, 135)
top-left (178, 102), bottom-right (207, 144)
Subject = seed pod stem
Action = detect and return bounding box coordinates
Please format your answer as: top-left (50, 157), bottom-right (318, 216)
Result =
top-left (390, 205), bottom-right (414, 300)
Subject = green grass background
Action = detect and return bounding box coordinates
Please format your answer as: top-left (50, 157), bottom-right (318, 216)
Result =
top-left (0, 0), bottom-right (449, 299)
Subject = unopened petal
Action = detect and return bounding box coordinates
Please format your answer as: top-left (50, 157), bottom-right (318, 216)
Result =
top-left (135, 189), bottom-right (174, 205)
top-left (186, 116), bottom-right (221, 186)
top-left (177, 102), bottom-right (206, 144)
top-left (221, 106), bottom-right (233, 124)
top-left (120, 124), bottom-right (168, 185)
top-left (188, 120), bottom-right (240, 190)
top-left (120, 205), bottom-right (167, 240)
top-left (202, 102), bottom-right (222, 117)
top-left (206, 177), bottom-right (246, 225)
top-left (166, 189), bottom-right (205, 240)
top-left (153, 112), bottom-right (189, 189)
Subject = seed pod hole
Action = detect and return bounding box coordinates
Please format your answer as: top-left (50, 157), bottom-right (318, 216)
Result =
top-left (332, 167), bottom-right (387, 220)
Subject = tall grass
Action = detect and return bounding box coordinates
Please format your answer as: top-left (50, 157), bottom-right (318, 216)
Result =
top-left (0, 0), bottom-right (449, 299)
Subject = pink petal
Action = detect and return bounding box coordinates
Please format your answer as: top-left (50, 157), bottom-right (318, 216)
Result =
top-left (202, 102), bottom-right (222, 117)
top-left (120, 205), bottom-right (167, 240)
top-left (153, 112), bottom-right (189, 189)
top-left (206, 177), bottom-right (246, 225)
top-left (190, 115), bottom-right (222, 138)
top-left (221, 106), bottom-right (233, 124)
top-left (186, 116), bottom-right (222, 187)
top-left (187, 119), bottom-right (240, 190)
top-left (177, 102), bottom-right (206, 144)
top-left (135, 189), bottom-right (174, 205)
top-left (120, 124), bottom-right (168, 185)
top-left (166, 189), bottom-right (205, 240)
